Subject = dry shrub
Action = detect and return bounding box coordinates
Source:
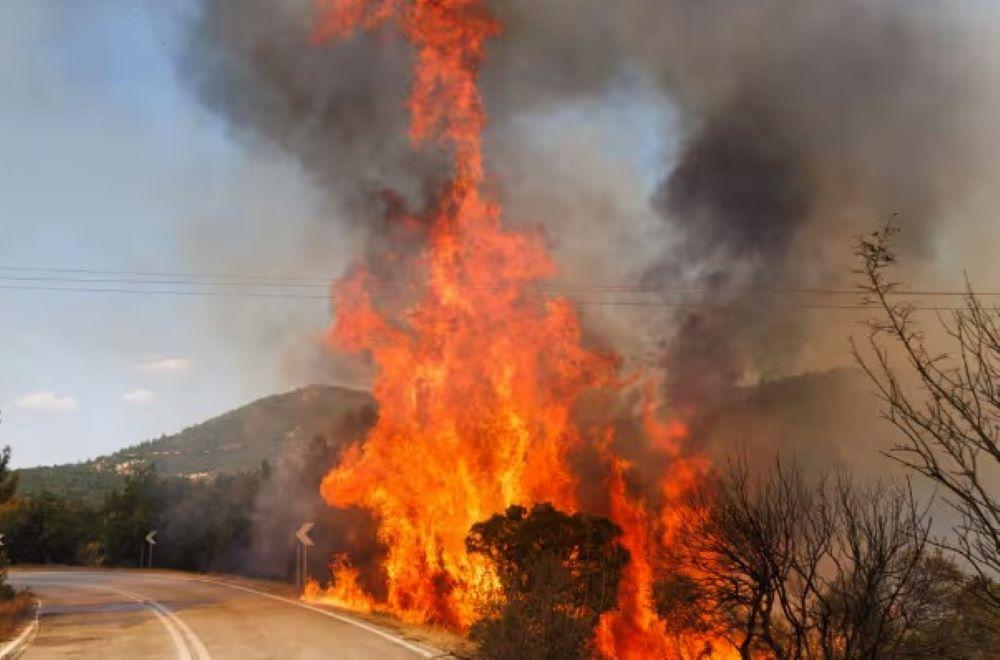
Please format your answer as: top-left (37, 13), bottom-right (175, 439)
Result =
top-left (0, 592), bottom-right (36, 641)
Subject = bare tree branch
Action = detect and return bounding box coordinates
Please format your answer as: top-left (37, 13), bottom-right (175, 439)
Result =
top-left (853, 226), bottom-right (1000, 611)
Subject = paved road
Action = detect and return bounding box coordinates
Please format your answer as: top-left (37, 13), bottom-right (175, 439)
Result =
top-left (8, 569), bottom-right (439, 659)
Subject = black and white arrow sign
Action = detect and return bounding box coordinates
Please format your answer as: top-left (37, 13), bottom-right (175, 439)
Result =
top-left (146, 530), bottom-right (157, 546)
top-left (295, 522), bottom-right (315, 547)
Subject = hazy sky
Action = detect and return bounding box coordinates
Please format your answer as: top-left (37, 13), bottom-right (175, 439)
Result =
top-left (0, 0), bottom-right (674, 468)
top-left (0, 0), bottom-right (348, 468)
top-left (10, 0), bottom-right (992, 472)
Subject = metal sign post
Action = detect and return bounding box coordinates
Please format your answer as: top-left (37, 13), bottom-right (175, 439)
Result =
top-left (145, 531), bottom-right (157, 568)
top-left (295, 522), bottom-right (315, 593)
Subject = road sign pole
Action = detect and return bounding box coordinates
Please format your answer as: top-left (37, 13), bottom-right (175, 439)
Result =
top-left (293, 522), bottom-right (315, 594)
top-left (144, 530), bottom-right (158, 570)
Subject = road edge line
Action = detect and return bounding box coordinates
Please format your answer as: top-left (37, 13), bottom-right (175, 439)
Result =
top-left (0, 599), bottom-right (41, 660)
top-left (10, 571), bottom-right (445, 659)
top-left (128, 594), bottom-right (192, 660)
top-left (193, 577), bottom-right (439, 658)
top-left (114, 586), bottom-right (210, 660)
top-left (27, 580), bottom-right (195, 660)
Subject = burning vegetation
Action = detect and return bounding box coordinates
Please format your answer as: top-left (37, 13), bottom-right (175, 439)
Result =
top-left (6, 0), bottom-right (1000, 656)
top-left (301, 0), bottom-right (719, 656)
top-left (159, 0), bottom-right (1000, 656)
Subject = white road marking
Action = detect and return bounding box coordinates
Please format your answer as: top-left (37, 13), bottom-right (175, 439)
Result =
top-left (115, 586), bottom-right (211, 660)
top-left (13, 571), bottom-right (442, 658)
top-left (0, 599), bottom-right (40, 659)
top-left (189, 577), bottom-right (437, 658)
top-left (22, 580), bottom-right (211, 660)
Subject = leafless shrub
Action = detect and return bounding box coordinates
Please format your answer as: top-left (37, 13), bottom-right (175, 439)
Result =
top-left (854, 225), bottom-right (1000, 612)
top-left (659, 454), bottom-right (948, 658)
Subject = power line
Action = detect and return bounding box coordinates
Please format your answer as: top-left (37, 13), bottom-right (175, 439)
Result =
top-left (0, 282), bottom-right (980, 312)
top-left (0, 274), bottom-right (331, 289)
top-left (0, 284), bottom-right (329, 300)
top-left (0, 267), bottom-right (995, 298)
top-left (0, 265), bottom-right (329, 283)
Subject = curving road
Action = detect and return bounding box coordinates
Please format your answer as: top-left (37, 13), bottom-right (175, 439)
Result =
top-left (8, 569), bottom-right (442, 659)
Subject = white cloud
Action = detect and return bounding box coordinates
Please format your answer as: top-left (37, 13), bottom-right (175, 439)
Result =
top-left (122, 388), bottom-right (155, 405)
top-left (14, 391), bottom-right (77, 413)
top-left (137, 357), bottom-right (191, 374)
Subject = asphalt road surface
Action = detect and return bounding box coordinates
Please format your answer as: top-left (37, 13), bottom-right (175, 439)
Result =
top-left (8, 569), bottom-right (441, 659)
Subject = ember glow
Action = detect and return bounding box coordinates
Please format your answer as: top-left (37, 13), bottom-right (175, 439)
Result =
top-left (307, 0), bottom-right (724, 655)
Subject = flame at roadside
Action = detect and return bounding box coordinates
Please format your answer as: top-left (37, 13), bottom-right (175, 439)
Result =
top-left (595, 416), bottom-right (725, 659)
top-left (305, 554), bottom-right (374, 614)
top-left (306, 0), bottom-right (726, 656)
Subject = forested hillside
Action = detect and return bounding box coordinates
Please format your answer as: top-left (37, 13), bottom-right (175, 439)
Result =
top-left (16, 385), bottom-right (374, 501)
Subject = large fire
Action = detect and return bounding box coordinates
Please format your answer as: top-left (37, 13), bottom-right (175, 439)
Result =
top-left (305, 0), bottom-right (724, 656)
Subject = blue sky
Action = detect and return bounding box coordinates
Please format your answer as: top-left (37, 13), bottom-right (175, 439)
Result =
top-left (0, 0), bottom-right (347, 468)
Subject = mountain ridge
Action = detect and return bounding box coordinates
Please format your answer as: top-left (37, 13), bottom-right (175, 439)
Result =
top-left (16, 384), bottom-right (375, 501)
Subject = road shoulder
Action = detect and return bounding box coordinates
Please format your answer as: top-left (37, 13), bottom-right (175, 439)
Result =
top-left (0, 598), bottom-right (39, 659)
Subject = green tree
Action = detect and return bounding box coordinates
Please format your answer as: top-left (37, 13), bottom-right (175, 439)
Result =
top-left (155, 470), bottom-right (261, 572)
top-left (466, 503), bottom-right (629, 660)
top-left (0, 493), bottom-right (97, 564)
top-left (0, 443), bottom-right (17, 600)
top-left (0, 447), bottom-right (18, 505)
top-left (100, 465), bottom-right (161, 566)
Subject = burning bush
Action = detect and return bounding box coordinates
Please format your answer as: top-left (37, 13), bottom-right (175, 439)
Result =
top-left (465, 503), bottom-right (629, 659)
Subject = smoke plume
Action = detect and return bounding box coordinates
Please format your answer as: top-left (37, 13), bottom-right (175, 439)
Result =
top-left (181, 0), bottom-right (1000, 459)
top-left (620, 0), bottom-right (993, 407)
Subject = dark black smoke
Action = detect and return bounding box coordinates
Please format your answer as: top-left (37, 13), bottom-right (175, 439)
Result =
top-left (621, 0), bottom-right (986, 409)
top-left (647, 101), bottom-right (812, 408)
top-left (660, 102), bottom-right (809, 271)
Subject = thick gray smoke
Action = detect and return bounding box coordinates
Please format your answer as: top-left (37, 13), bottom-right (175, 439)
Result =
top-left (620, 0), bottom-right (992, 409)
top-left (250, 399), bottom-right (385, 590)
top-left (184, 0), bottom-right (427, 217)
top-left (181, 0), bottom-right (1000, 470)
top-left (181, 0), bottom-right (628, 242)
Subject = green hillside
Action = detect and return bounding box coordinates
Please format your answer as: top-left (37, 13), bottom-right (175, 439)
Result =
top-left (16, 385), bottom-right (374, 501)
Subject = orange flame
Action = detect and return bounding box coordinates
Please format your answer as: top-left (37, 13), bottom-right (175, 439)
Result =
top-left (595, 420), bottom-right (728, 659)
top-left (309, 0), bottom-right (726, 656)
top-left (304, 554), bottom-right (374, 614)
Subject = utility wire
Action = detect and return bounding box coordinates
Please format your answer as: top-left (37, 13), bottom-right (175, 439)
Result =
top-left (0, 284), bottom-right (329, 300)
top-left (0, 274), bottom-right (332, 289)
top-left (0, 265), bottom-right (327, 283)
top-left (0, 282), bottom-right (980, 312)
top-left (0, 267), bottom-right (995, 298)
